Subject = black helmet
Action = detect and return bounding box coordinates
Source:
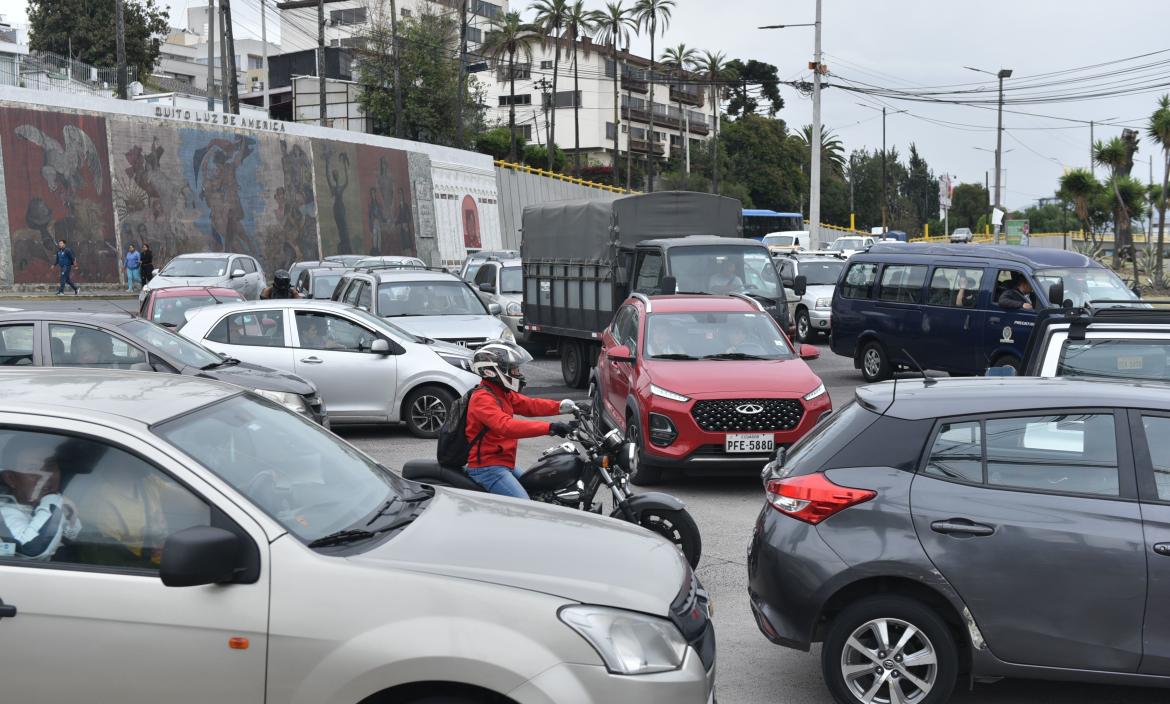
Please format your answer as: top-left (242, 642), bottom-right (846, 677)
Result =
top-left (274, 270), bottom-right (291, 289)
top-left (471, 340), bottom-right (533, 392)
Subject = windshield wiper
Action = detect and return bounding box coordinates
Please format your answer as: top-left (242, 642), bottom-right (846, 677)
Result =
top-left (309, 509), bottom-right (425, 548)
top-left (200, 356), bottom-right (240, 370)
top-left (703, 352), bottom-right (769, 360)
top-left (365, 497), bottom-right (400, 526)
top-left (651, 353), bottom-right (699, 360)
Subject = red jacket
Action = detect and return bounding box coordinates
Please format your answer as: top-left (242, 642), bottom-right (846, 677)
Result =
top-left (465, 384), bottom-right (561, 469)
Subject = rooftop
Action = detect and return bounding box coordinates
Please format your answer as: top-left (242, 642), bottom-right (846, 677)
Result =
top-left (862, 243), bottom-right (1101, 269)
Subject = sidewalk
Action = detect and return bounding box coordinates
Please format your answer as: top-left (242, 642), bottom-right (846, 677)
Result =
top-left (0, 287), bottom-right (138, 301)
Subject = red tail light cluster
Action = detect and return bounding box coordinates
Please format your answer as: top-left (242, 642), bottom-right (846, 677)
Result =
top-left (764, 473), bottom-right (876, 524)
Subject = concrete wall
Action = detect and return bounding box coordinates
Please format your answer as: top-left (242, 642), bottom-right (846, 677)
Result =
top-left (495, 165), bottom-right (621, 249)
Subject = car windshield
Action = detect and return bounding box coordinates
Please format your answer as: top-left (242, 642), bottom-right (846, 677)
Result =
top-left (150, 293), bottom-right (240, 327)
top-left (1057, 338), bottom-right (1170, 381)
top-left (828, 238), bottom-right (864, 252)
top-left (645, 311), bottom-right (794, 360)
top-left (500, 266), bottom-right (522, 294)
top-left (377, 280), bottom-right (487, 316)
top-left (1033, 267), bottom-right (1137, 307)
top-left (160, 258), bottom-right (228, 277)
top-left (312, 274), bottom-right (341, 298)
top-left (799, 260), bottom-right (846, 286)
top-left (154, 396), bottom-right (420, 544)
top-left (670, 246), bottom-right (783, 300)
top-left (120, 319), bottom-right (223, 369)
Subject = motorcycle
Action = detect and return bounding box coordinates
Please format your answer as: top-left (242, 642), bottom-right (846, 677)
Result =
top-left (401, 405), bottom-right (703, 568)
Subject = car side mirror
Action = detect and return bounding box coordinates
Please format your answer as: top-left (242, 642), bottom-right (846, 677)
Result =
top-left (370, 338), bottom-right (391, 355)
top-left (661, 276), bottom-right (677, 295)
top-left (488, 303), bottom-right (502, 315)
top-left (160, 526), bottom-right (242, 587)
top-left (479, 282), bottom-right (496, 294)
top-left (1048, 282), bottom-right (1066, 308)
top-left (152, 268), bottom-right (160, 276)
top-left (609, 344), bottom-right (633, 363)
top-left (799, 343), bottom-right (820, 360)
top-left (231, 269), bottom-right (246, 279)
top-left (793, 275), bottom-right (808, 298)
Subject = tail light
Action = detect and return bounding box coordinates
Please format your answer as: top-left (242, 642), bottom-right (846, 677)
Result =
top-left (764, 473), bottom-right (875, 524)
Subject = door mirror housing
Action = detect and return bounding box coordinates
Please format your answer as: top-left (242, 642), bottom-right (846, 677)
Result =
top-left (488, 302), bottom-right (503, 316)
top-left (370, 338), bottom-right (394, 355)
top-left (609, 344), bottom-right (634, 363)
top-left (152, 268), bottom-right (161, 276)
top-left (793, 275), bottom-right (808, 298)
top-left (661, 276), bottom-right (677, 295)
top-left (478, 282), bottom-right (496, 294)
top-left (230, 269), bottom-right (246, 279)
top-left (799, 343), bottom-right (820, 360)
top-left (160, 526), bottom-right (242, 587)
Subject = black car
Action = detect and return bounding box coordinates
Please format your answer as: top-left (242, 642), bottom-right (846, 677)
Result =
top-left (0, 312), bottom-right (326, 425)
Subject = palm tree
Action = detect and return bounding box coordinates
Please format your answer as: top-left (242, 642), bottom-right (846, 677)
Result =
top-left (1148, 94), bottom-right (1170, 283)
top-left (1094, 135), bottom-right (1139, 269)
top-left (660, 43), bottom-right (698, 175)
top-left (796, 125), bottom-right (846, 176)
top-left (563, 0), bottom-right (595, 176)
top-left (530, 0), bottom-right (569, 171)
top-left (694, 49), bottom-right (728, 194)
top-left (482, 12), bottom-right (538, 162)
top-left (1059, 168), bottom-right (1100, 245)
top-left (592, 1), bottom-right (637, 188)
top-left (633, 0), bottom-right (675, 192)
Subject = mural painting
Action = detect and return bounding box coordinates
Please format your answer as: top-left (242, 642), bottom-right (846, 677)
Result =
top-left (311, 140), bottom-right (360, 256)
top-left (461, 195), bottom-right (481, 249)
top-left (356, 145), bottom-right (416, 258)
top-left (0, 107), bottom-right (118, 283)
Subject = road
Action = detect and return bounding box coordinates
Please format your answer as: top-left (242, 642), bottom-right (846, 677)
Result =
top-left (3, 297), bottom-right (1164, 703)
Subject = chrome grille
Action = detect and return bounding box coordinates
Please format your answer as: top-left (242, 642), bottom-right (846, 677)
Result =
top-left (440, 337), bottom-right (488, 349)
top-left (691, 398), bottom-right (804, 432)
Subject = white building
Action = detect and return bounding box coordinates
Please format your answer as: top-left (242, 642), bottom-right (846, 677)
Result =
top-left (482, 36), bottom-right (716, 174)
top-left (280, 0), bottom-right (508, 53)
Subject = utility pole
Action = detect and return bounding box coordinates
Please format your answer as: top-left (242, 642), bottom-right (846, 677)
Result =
top-left (390, 0), bottom-right (402, 138)
top-left (455, 0), bottom-right (469, 148)
top-left (809, 0), bottom-right (823, 248)
top-left (993, 69), bottom-right (1011, 243)
top-left (219, 5), bottom-right (230, 109)
top-left (858, 103), bottom-right (904, 232)
top-left (1089, 120), bottom-right (1095, 177)
top-left (206, 0), bottom-right (216, 110)
top-left (317, 0), bottom-right (327, 126)
top-left (114, 0), bottom-right (127, 99)
top-left (261, 0), bottom-right (269, 112)
top-left (536, 77), bottom-right (553, 156)
top-left (848, 153), bottom-right (855, 229)
top-left (221, 0), bottom-right (240, 114)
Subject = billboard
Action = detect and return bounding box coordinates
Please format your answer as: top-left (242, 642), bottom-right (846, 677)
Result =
top-left (1005, 219), bottom-right (1030, 246)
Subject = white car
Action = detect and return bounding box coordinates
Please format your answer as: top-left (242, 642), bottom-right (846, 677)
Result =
top-left (761, 231), bottom-right (810, 254)
top-left (141, 252), bottom-right (266, 302)
top-left (179, 299), bottom-right (479, 436)
top-left (950, 227), bottom-right (974, 243)
top-left (826, 236), bottom-right (876, 257)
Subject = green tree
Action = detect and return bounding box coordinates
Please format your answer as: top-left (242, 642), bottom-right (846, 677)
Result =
top-left (530, 0), bottom-right (569, 171)
top-left (793, 125), bottom-right (845, 176)
top-left (28, 0), bottom-right (168, 79)
top-left (1094, 132), bottom-right (1141, 268)
top-left (660, 43), bottom-right (699, 175)
top-left (1148, 94), bottom-right (1170, 282)
top-left (719, 114), bottom-right (804, 211)
top-left (475, 127), bottom-right (525, 160)
top-left (591, 1), bottom-right (637, 187)
top-left (950, 182), bottom-right (990, 231)
top-left (563, 1), bottom-right (596, 176)
top-left (724, 59), bottom-right (784, 118)
top-left (523, 143), bottom-right (566, 171)
top-left (633, 0), bottom-right (675, 192)
top-left (694, 50), bottom-right (729, 193)
top-left (482, 12), bottom-right (539, 161)
top-left (902, 144), bottom-right (939, 233)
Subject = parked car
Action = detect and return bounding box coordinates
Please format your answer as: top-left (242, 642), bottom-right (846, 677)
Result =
top-left (352, 255), bottom-right (426, 270)
top-left (459, 249), bottom-right (520, 281)
top-left (950, 227), bottom-right (974, 243)
top-left (469, 254), bottom-right (527, 344)
top-left (142, 253), bottom-right (265, 302)
top-left (0, 311), bottom-right (325, 424)
top-left (826, 236), bottom-right (876, 256)
top-left (591, 293), bottom-right (829, 485)
top-left (761, 231), bottom-right (810, 255)
top-left (295, 267), bottom-right (345, 300)
top-left (775, 252), bottom-right (848, 342)
top-left (0, 368), bottom-right (715, 704)
top-left (332, 268), bottom-right (513, 348)
top-left (750, 375), bottom-right (1170, 704)
top-left (179, 299), bottom-right (479, 436)
top-left (139, 286), bottom-right (245, 328)
top-left (288, 259), bottom-right (346, 285)
top-left (831, 243), bottom-right (1138, 381)
top-left (1021, 301), bottom-right (1165, 379)
top-left (323, 254), bottom-right (366, 266)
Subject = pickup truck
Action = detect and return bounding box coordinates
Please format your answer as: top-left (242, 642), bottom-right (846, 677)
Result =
top-left (1020, 299), bottom-right (1167, 381)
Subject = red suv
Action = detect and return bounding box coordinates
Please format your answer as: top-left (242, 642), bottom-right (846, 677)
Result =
top-left (593, 293), bottom-right (831, 484)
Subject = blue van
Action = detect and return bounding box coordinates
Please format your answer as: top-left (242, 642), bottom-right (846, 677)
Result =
top-left (830, 243), bottom-right (1138, 381)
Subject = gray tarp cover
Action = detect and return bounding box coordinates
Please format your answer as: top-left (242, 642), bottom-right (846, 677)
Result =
top-left (521, 191), bottom-right (743, 264)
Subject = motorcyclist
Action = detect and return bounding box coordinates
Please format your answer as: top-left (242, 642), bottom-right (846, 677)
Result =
top-left (465, 341), bottom-right (577, 499)
top-left (260, 269), bottom-right (302, 300)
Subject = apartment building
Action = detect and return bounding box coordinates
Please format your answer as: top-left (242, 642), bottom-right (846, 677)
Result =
top-left (280, 0), bottom-right (508, 53)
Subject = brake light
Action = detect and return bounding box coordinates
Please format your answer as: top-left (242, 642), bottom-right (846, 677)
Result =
top-left (764, 473), bottom-right (875, 524)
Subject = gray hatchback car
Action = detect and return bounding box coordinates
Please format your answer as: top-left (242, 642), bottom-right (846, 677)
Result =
top-left (750, 376), bottom-right (1170, 703)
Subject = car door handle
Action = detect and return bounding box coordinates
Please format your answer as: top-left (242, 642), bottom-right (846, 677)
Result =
top-left (931, 519), bottom-right (995, 537)
top-left (0, 599), bottom-right (16, 619)
top-left (963, 314), bottom-right (971, 331)
top-left (1154, 543), bottom-right (1170, 557)
top-left (301, 356), bottom-right (323, 364)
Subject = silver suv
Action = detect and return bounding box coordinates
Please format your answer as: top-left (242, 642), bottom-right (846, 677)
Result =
top-left (142, 252), bottom-right (266, 301)
top-left (469, 255), bottom-right (527, 344)
top-left (0, 369), bottom-right (715, 703)
top-left (776, 252), bottom-right (847, 342)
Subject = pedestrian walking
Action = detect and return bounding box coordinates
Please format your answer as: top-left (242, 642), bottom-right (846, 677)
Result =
top-left (124, 244), bottom-right (141, 292)
top-left (53, 239), bottom-right (79, 295)
top-left (140, 243), bottom-right (154, 286)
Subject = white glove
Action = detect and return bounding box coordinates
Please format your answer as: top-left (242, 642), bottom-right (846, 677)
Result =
top-left (559, 399), bottom-right (577, 414)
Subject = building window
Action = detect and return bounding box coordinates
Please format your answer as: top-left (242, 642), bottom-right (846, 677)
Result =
top-left (541, 60), bottom-right (554, 70)
top-left (329, 7), bottom-right (367, 25)
top-left (543, 90), bottom-right (581, 108)
top-left (248, 55), bottom-right (263, 70)
top-left (511, 124), bottom-right (532, 140)
top-left (605, 59), bottom-right (616, 78)
top-left (497, 63), bottom-right (531, 81)
top-left (475, 1), bottom-right (502, 19)
top-left (498, 94), bottom-right (533, 106)
top-left (401, 7), bottom-right (411, 17)
top-left (606, 122), bottom-right (617, 139)
top-left (467, 27), bottom-right (483, 43)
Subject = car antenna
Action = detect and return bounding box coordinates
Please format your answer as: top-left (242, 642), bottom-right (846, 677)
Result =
top-left (901, 348), bottom-right (936, 387)
top-left (204, 287), bottom-right (224, 304)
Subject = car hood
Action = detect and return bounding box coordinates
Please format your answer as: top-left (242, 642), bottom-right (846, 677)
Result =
top-left (648, 356), bottom-right (822, 396)
top-left (389, 315), bottom-right (507, 341)
top-left (194, 361), bottom-right (316, 395)
top-left (803, 284), bottom-right (836, 300)
top-left (356, 488), bottom-right (687, 616)
top-left (148, 275), bottom-right (230, 290)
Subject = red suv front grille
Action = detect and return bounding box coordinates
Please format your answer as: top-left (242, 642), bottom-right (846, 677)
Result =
top-left (691, 398), bottom-right (804, 432)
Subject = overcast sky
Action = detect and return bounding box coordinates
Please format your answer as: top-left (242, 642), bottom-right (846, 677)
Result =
top-left (2, 0), bottom-right (1165, 212)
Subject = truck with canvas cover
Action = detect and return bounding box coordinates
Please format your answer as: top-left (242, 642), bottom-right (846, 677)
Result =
top-left (521, 192), bottom-right (791, 388)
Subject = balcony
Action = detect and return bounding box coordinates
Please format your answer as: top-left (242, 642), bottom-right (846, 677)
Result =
top-left (622, 105), bottom-right (680, 130)
top-left (629, 139), bottom-right (666, 155)
top-left (670, 85), bottom-right (704, 107)
top-left (689, 119), bottom-right (709, 136)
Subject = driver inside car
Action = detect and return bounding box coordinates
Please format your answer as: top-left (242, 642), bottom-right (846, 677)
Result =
top-left (0, 434), bottom-right (82, 561)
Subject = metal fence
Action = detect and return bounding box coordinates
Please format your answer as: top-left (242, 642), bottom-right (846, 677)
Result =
top-left (0, 50), bottom-right (136, 99)
top-left (495, 160), bottom-right (625, 249)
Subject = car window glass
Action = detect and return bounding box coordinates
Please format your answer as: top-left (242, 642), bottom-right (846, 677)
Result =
top-left (1142, 416), bottom-right (1170, 500)
top-left (0, 429), bottom-right (210, 570)
top-left (463, 262), bottom-right (482, 281)
top-left (376, 281), bottom-right (487, 317)
top-left (994, 269), bottom-right (1035, 309)
top-left (779, 260), bottom-right (794, 283)
top-left (343, 280), bottom-right (363, 306)
top-left (928, 267), bottom-right (984, 308)
top-left (474, 263), bottom-right (497, 286)
top-left (241, 258), bottom-right (257, 274)
top-left (0, 324), bottom-right (34, 366)
top-left (297, 272), bottom-right (310, 291)
top-left (313, 273), bottom-right (342, 299)
top-left (925, 421), bottom-right (983, 483)
top-left (209, 312), bottom-right (285, 347)
top-left (356, 283), bottom-right (372, 311)
top-left (634, 252), bottom-right (664, 294)
top-left (1058, 339), bottom-right (1170, 381)
top-left (840, 263), bottom-right (877, 299)
top-left (985, 414), bottom-right (1118, 496)
top-left (879, 264), bottom-right (928, 303)
top-left (500, 267), bottom-right (522, 294)
top-left (295, 312), bottom-right (375, 352)
top-left (49, 325), bottom-right (146, 369)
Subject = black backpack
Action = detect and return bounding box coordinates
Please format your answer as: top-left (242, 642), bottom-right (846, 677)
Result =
top-left (436, 385), bottom-right (502, 468)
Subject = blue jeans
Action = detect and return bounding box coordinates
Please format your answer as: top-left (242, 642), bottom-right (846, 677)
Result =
top-left (57, 266), bottom-right (77, 293)
top-left (466, 466), bottom-right (529, 499)
top-left (126, 267), bottom-right (140, 290)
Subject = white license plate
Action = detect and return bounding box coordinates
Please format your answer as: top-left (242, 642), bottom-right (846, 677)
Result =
top-left (725, 433), bottom-right (774, 453)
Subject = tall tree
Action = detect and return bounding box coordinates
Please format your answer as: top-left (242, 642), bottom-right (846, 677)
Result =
top-left (1094, 132), bottom-right (1141, 268)
top-left (592, 2), bottom-right (637, 187)
top-left (724, 59), bottom-right (784, 118)
top-left (633, 0), bottom-right (675, 192)
top-left (950, 182), bottom-right (990, 231)
top-left (563, 1), bottom-right (595, 176)
top-left (28, 0), bottom-right (168, 79)
top-left (1148, 94), bottom-right (1170, 283)
top-left (1058, 168), bottom-right (1101, 244)
top-left (530, 0), bottom-right (569, 171)
top-left (694, 50), bottom-right (728, 193)
top-left (482, 12), bottom-right (538, 162)
top-left (660, 43), bottom-right (698, 175)
top-left (794, 125), bottom-right (845, 176)
top-left (903, 143), bottom-right (938, 230)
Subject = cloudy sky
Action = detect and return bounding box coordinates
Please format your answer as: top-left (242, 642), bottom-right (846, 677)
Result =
top-left (3, 0), bottom-right (1165, 212)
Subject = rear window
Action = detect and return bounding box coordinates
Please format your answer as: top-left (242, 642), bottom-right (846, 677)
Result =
top-left (840, 263), bottom-right (877, 299)
top-left (1057, 338), bottom-right (1170, 381)
top-left (776, 402), bottom-right (880, 477)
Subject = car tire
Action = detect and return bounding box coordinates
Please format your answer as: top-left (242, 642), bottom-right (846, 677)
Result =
top-left (403, 385), bottom-right (456, 439)
top-left (625, 412), bottom-right (662, 486)
top-left (627, 506), bottom-right (702, 568)
top-left (560, 339), bottom-right (589, 389)
top-left (822, 595), bottom-right (958, 704)
top-left (796, 308), bottom-right (814, 342)
top-left (860, 341), bottom-right (892, 383)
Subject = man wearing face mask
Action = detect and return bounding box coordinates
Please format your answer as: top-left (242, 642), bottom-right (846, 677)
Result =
top-left (0, 435), bottom-right (82, 561)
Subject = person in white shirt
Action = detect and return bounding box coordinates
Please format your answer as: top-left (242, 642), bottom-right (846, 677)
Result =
top-left (0, 435), bottom-right (81, 561)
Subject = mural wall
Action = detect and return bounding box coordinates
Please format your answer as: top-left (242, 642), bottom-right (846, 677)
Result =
top-left (312, 139), bottom-right (417, 258)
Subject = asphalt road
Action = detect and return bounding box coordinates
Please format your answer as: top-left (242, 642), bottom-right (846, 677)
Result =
top-left (3, 296), bottom-right (1165, 703)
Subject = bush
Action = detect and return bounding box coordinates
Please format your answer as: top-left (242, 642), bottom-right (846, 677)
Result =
top-left (522, 143), bottom-right (566, 172)
top-left (474, 127), bottom-right (524, 161)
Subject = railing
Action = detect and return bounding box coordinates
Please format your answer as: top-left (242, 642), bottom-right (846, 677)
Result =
top-left (494, 160), bottom-right (634, 194)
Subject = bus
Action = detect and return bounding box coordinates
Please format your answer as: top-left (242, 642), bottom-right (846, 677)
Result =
top-left (742, 209), bottom-right (804, 240)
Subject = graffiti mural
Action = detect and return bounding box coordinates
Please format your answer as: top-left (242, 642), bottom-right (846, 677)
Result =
top-left (0, 107), bottom-right (118, 283)
top-left (357, 146), bottom-right (416, 257)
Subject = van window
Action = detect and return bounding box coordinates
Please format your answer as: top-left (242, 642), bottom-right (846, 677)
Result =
top-left (840, 263), bottom-right (877, 299)
top-left (879, 265), bottom-right (927, 303)
top-left (929, 267), bottom-right (984, 308)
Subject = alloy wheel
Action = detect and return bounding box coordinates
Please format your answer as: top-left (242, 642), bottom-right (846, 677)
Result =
top-left (410, 394), bottom-right (448, 434)
top-left (797, 312), bottom-right (811, 340)
top-left (840, 617), bottom-right (937, 704)
top-left (863, 348), bottom-right (882, 379)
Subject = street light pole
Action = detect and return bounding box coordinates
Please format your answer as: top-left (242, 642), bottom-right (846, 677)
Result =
top-left (966, 65), bottom-right (1012, 241)
top-left (858, 103), bottom-right (905, 233)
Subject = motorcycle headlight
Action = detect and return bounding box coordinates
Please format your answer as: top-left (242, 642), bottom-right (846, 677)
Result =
top-left (505, 301), bottom-right (523, 316)
top-left (437, 352), bottom-right (473, 373)
top-left (559, 605), bottom-right (688, 675)
top-left (815, 297), bottom-right (832, 310)
top-left (253, 389), bottom-right (309, 414)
